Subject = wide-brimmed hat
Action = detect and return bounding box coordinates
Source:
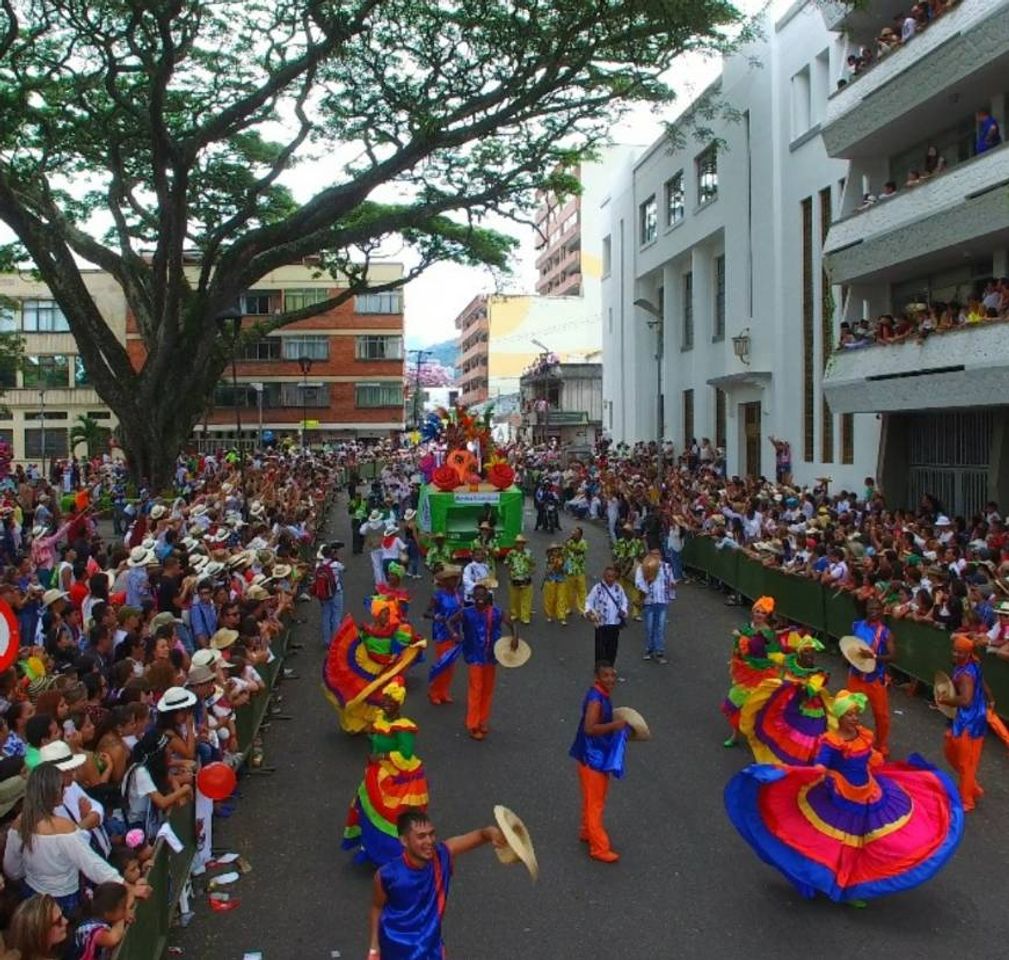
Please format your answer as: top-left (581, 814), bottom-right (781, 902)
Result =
top-left (156, 686), bottom-right (197, 712)
top-left (246, 584), bottom-right (270, 601)
top-left (31, 524), bottom-right (48, 539)
top-left (492, 805), bottom-right (538, 881)
top-left (41, 589), bottom-right (67, 608)
top-left (256, 548), bottom-right (275, 566)
top-left (613, 706), bottom-right (651, 741)
top-left (933, 671), bottom-right (957, 719)
top-left (996, 599), bottom-right (1009, 615)
top-left (494, 636), bottom-right (531, 668)
top-left (434, 564), bottom-right (462, 581)
top-left (227, 550), bottom-right (253, 570)
top-left (403, 509), bottom-right (416, 522)
top-left (186, 663), bottom-right (216, 686)
top-left (209, 529), bottom-right (231, 545)
top-left (149, 504), bottom-right (167, 520)
top-left (369, 509), bottom-right (383, 522)
top-left (271, 563), bottom-right (293, 580)
top-left (127, 546), bottom-right (153, 567)
top-left (203, 561), bottom-right (225, 579)
top-left (39, 740), bottom-right (87, 772)
top-left (190, 503), bottom-right (208, 518)
top-left (839, 635), bottom-right (876, 673)
top-left (249, 500), bottom-right (266, 518)
top-left (476, 576), bottom-right (498, 590)
top-left (211, 628), bottom-right (239, 650)
top-left (150, 612), bottom-right (183, 632)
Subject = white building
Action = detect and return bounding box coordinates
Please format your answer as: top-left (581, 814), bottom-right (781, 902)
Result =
top-left (601, 2), bottom-right (879, 489)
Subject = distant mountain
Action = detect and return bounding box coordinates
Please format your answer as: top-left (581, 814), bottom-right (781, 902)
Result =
top-left (405, 337), bottom-right (457, 371)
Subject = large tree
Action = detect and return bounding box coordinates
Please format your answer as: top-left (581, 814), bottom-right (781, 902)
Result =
top-left (0, 0), bottom-right (744, 484)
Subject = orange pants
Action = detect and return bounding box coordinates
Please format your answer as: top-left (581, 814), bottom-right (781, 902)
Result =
top-left (577, 763), bottom-right (613, 857)
top-left (428, 641), bottom-right (456, 704)
top-left (847, 674), bottom-right (890, 756)
top-left (466, 664), bottom-right (496, 733)
top-left (943, 730), bottom-right (984, 810)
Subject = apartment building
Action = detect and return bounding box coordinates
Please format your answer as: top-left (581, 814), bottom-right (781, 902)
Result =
top-left (819, 0), bottom-right (1009, 515)
top-left (601, 1), bottom-right (880, 489)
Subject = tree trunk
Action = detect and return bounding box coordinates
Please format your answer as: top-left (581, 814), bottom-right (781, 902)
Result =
top-left (116, 408), bottom-right (191, 492)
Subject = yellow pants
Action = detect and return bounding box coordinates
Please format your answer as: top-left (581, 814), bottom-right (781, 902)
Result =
top-left (565, 574), bottom-right (587, 618)
top-left (620, 578), bottom-right (641, 619)
top-left (543, 580), bottom-right (568, 622)
top-left (509, 582), bottom-right (533, 624)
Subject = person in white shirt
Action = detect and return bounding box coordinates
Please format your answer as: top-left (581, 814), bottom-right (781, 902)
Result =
top-left (462, 548), bottom-right (490, 604)
top-left (585, 567), bottom-right (629, 667)
top-left (634, 550), bottom-right (677, 664)
top-left (359, 511), bottom-right (387, 587)
top-left (820, 548), bottom-right (849, 585)
top-left (379, 523), bottom-right (407, 582)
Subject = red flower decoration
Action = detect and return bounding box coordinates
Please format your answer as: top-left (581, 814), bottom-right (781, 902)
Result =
top-left (487, 462), bottom-right (515, 490)
top-left (433, 465), bottom-right (461, 491)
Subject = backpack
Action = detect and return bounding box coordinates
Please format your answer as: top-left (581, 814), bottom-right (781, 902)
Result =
top-left (312, 562), bottom-right (336, 601)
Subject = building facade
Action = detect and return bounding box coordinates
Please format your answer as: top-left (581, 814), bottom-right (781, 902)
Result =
top-left (819, 0), bottom-right (1009, 515)
top-left (601, 2), bottom-right (879, 489)
top-left (519, 359), bottom-right (603, 452)
top-left (0, 271), bottom-right (125, 464)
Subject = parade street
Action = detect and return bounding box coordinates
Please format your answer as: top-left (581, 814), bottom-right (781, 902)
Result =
top-left (178, 503), bottom-right (1009, 960)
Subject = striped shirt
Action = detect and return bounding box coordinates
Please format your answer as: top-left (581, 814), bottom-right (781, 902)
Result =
top-left (635, 563), bottom-right (677, 605)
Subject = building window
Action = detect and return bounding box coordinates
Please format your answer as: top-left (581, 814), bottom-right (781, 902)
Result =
top-left (24, 428), bottom-right (68, 458)
top-left (281, 336), bottom-right (329, 361)
top-left (801, 197), bottom-right (814, 463)
top-left (841, 413), bottom-right (855, 464)
top-left (86, 411), bottom-right (112, 420)
top-left (239, 338), bottom-right (282, 361)
top-left (73, 356), bottom-right (89, 387)
top-left (639, 196), bottom-right (657, 246)
top-left (714, 255), bottom-right (726, 341)
top-left (22, 300), bottom-right (70, 333)
top-left (283, 288), bottom-right (331, 312)
top-left (819, 186), bottom-right (834, 464)
top-left (281, 382), bottom-right (329, 407)
top-left (355, 382), bottom-right (404, 408)
top-left (355, 292), bottom-right (402, 314)
top-left (791, 66), bottom-right (811, 139)
top-left (23, 355), bottom-right (69, 388)
top-left (0, 356), bottom-right (15, 389)
top-left (24, 410), bottom-right (68, 421)
top-left (683, 388), bottom-right (694, 447)
top-left (665, 173), bottom-right (685, 226)
top-left (715, 387), bottom-right (726, 450)
top-left (682, 272), bottom-right (694, 350)
top-left (602, 235), bottom-right (611, 276)
top-left (696, 146), bottom-right (718, 205)
top-left (0, 308), bottom-right (15, 333)
top-left (355, 335), bottom-right (404, 361)
top-left (240, 291), bottom-right (276, 315)
top-left (213, 382), bottom-right (255, 408)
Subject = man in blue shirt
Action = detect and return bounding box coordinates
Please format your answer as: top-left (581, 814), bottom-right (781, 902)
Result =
top-left (189, 580), bottom-right (218, 649)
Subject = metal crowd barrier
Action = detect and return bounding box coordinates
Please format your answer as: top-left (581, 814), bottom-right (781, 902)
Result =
top-left (681, 537), bottom-right (1009, 716)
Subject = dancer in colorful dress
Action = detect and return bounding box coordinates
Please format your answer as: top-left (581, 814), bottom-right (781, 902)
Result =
top-left (323, 600), bottom-right (427, 734)
top-left (739, 634), bottom-right (833, 765)
top-left (725, 690), bottom-right (964, 906)
top-left (375, 563), bottom-right (411, 623)
top-left (424, 566), bottom-right (464, 706)
top-left (368, 810), bottom-right (506, 960)
top-left (569, 661), bottom-right (630, 864)
top-left (722, 596), bottom-right (783, 748)
top-left (847, 598), bottom-right (896, 756)
top-left (344, 680), bottom-right (429, 866)
top-left (938, 634), bottom-right (988, 812)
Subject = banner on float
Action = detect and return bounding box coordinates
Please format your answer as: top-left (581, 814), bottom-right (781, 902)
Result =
top-left (452, 492), bottom-right (501, 505)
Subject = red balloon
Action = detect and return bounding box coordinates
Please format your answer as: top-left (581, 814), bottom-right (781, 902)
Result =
top-left (197, 762), bottom-right (237, 801)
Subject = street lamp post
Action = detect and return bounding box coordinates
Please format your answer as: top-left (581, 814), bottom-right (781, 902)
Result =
top-left (250, 382), bottom-right (264, 448)
top-left (215, 303), bottom-right (244, 483)
top-left (298, 356), bottom-right (313, 450)
top-left (38, 389), bottom-right (46, 482)
top-left (634, 297), bottom-right (664, 483)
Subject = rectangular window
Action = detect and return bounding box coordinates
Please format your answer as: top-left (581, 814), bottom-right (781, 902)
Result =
top-left (714, 255), bottom-right (726, 341)
top-left (238, 338), bottom-right (282, 361)
top-left (24, 410), bottom-right (67, 421)
top-left (665, 173), bottom-right (685, 226)
top-left (820, 186), bottom-right (834, 464)
top-left (240, 291), bottom-right (276, 315)
top-left (283, 288), bottom-right (331, 312)
top-left (682, 272), bottom-right (694, 350)
top-left (841, 413), bottom-right (855, 464)
top-left (355, 382), bottom-right (404, 408)
top-left (21, 299), bottom-right (70, 332)
top-left (639, 195), bottom-right (657, 246)
top-left (0, 307), bottom-right (15, 333)
top-left (355, 292), bottom-right (402, 314)
top-left (683, 388), bottom-right (694, 448)
top-left (86, 410), bottom-right (112, 420)
top-left (791, 66), bottom-right (811, 139)
top-left (714, 388), bottom-right (727, 450)
top-left (281, 382), bottom-right (329, 407)
top-left (73, 356), bottom-right (89, 387)
top-left (23, 355), bottom-right (70, 388)
top-left (801, 197), bottom-right (814, 463)
top-left (24, 428), bottom-right (68, 458)
top-left (696, 146), bottom-right (718, 205)
top-left (281, 336), bottom-right (329, 361)
top-left (355, 335), bottom-right (404, 361)
top-left (0, 356), bottom-right (15, 389)
top-left (602, 235), bottom-right (612, 276)
top-left (213, 382), bottom-right (256, 408)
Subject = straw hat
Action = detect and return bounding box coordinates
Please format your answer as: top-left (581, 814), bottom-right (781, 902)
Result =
top-left (434, 565), bottom-right (462, 581)
top-left (641, 554), bottom-right (661, 583)
top-left (933, 671), bottom-right (957, 719)
top-left (614, 706), bottom-right (651, 741)
top-left (494, 636), bottom-right (531, 668)
top-left (156, 686), bottom-right (197, 712)
top-left (514, 534), bottom-right (527, 544)
top-left (839, 635), bottom-right (876, 673)
top-left (211, 628), bottom-right (239, 650)
top-left (41, 589), bottom-right (67, 608)
top-left (127, 546), bottom-right (153, 567)
top-left (246, 585), bottom-right (270, 601)
top-left (149, 504), bottom-right (167, 520)
top-left (476, 576), bottom-right (499, 591)
top-left (271, 563), bottom-right (293, 580)
top-left (492, 805), bottom-right (538, 881)
top-left (39, 740), bottom-right (86, 772)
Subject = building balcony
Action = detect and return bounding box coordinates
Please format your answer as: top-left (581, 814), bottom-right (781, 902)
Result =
top-left (820, 0), bottom-right (905, 34)
top-left (822, 0), bottom-right (1009, 158)
top-left (822, 320), bottom-right (1009, 414)
top-left (823, 144), bottom-right (1009, 285)
top-left (3, 387), bottom-right (105, 408)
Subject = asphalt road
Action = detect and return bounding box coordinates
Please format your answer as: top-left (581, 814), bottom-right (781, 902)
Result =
top-left (175, 500), bottom-right (1009, 960)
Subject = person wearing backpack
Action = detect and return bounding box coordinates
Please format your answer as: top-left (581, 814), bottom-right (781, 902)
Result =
top-left (315, 542), bottom-right (345, 648)
top-left (69, 881), bottom-right (132, 960)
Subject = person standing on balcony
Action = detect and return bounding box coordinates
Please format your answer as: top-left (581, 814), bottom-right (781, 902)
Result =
top-left (768, 436), bottom-right (791, 485)
top-left (976, 109), bottom-right (1002, 154)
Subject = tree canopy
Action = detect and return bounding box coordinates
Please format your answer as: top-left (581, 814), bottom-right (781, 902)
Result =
top-left (0, 0), bottom-right (745, 482)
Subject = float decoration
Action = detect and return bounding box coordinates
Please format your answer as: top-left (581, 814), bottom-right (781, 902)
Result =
top-left (421, 403), bottom-right (514, 492)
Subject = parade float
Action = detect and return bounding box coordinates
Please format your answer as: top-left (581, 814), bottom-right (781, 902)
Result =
top-left (416, 405), bottom-right (523, 556)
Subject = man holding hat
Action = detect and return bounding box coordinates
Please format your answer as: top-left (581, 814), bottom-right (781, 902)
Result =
top-left (424, 532), bottom-right (451, 576)
top-left (504, 535), bottom-right (535, 625)
top-left (847, 598), bottom-right (896, 756)
top-left (938, 634), bottom-right (989, 811)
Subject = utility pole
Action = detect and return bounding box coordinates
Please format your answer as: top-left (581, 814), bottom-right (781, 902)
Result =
top-left (409, 348), bottom-right (433, 427)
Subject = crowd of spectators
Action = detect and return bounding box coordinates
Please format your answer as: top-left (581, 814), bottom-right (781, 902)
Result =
top-left (0, 442), bottom-right (359, 957)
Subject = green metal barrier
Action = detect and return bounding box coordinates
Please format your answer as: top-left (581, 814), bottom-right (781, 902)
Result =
top-left (760, 566), bottom-right (828, 634)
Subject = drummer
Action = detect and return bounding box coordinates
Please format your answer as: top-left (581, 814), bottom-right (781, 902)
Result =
top-left (847, 598), bottom-right (896, 757)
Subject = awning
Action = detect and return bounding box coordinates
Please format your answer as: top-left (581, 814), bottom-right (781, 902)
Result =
top-left (706, 371), bottom-right (772, 390)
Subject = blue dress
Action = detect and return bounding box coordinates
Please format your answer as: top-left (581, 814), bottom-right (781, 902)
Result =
top-left (849, 619), bottom-right (890, 684)
top-left (378, 844), bottom-right (454, 960)
top-left (428, 589), bottom-right (465, 683)
top-left (459, 606), bottom-right (502, 665)
top-left (951, 661), bottom-right (987, 738)
top-left (569, 685), bottom-right (628, 777)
